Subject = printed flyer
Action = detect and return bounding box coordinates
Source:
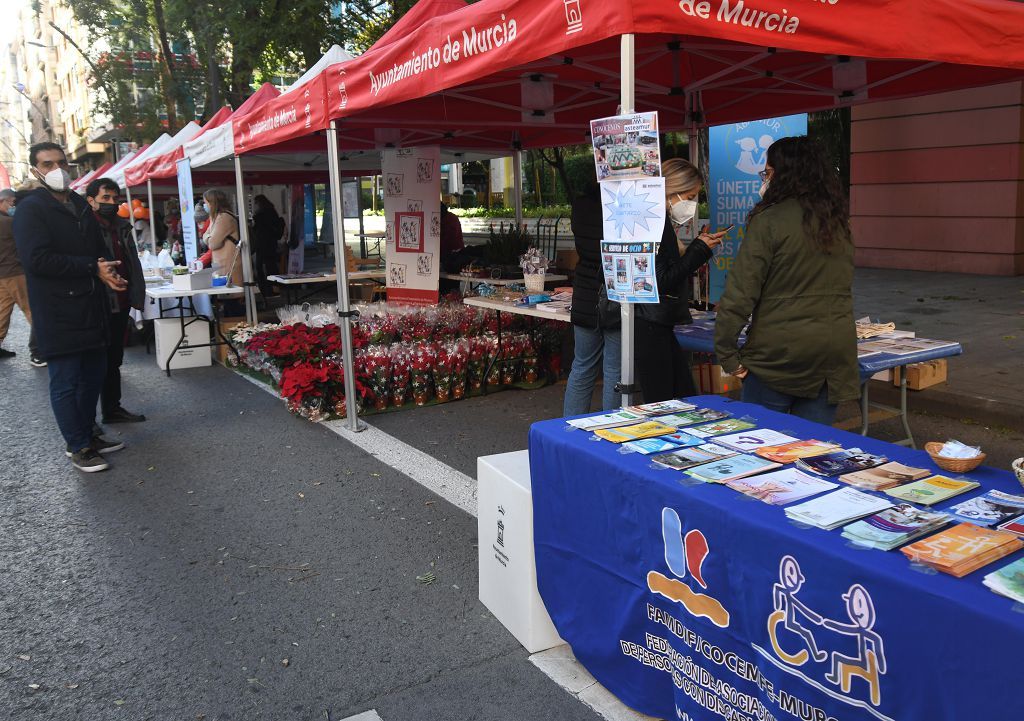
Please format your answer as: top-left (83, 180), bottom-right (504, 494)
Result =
top-left (591, 111), bottom-right (661, 181)
top-left (600, 240), bottom-right (658, 304)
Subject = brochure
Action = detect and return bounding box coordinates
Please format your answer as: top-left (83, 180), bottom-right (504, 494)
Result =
top-left (594, 421), bottom-right (678, 444)
top-left (983, 557), bottom-right (1024, 603)
top-left (622, 431), bottom-right (705, 455)
top-left (886, 475), bottom-right (980, 506)
top-left (996, 516), bottom-right (1024, 538)
top-left (784, 488), bottom-right (893, 530)
top-left (901, 523), bottom-right (1023, 577)
top-left (841, 504), bottom-right (950, 551)
top-left (947, 490), bottom-right (1024, 527)
top-left (725, 469), bottom-right (838, 506)
top-left (623, 400), bottom-right (697, 417)
top-left (840, 461), bottom-right (931, 491)
top-left (795, 449), bottom-right (888, 477)
top-left (687, 419), bottom-right (757, 438)
top-left (590, 111), bottom-right (661, 181)
top-left (650, 408), bottom-right (730, 428)
top-left (755, 440), bottom-right (841, 464)
top-left (684, 455), bottom-right (782, 484)
top-left (651, 444), bottom-right (736, 471)
top-left (711, 429), bottom-right (799, 454)
top-left (566, 410), bottom-right (646, 431)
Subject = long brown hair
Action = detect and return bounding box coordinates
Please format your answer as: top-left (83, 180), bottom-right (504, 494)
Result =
top-left (748, 136), bottom-right (850, 253)
top-left (203, 189), bottom-right (230, 219)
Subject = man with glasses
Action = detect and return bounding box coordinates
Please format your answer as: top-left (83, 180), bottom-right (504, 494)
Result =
top-left (14, 143), bottom-right (128, 473)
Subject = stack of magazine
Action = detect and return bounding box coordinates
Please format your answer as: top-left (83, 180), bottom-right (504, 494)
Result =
top-left (622, 431), bottom-right (705, 455)
top-left (651, 444), bottom-right (736, 470)
top-left (946, 490), bottom-right (1024, 527)
top-left (649, 408), bottom-right (729, 428)
top-left (886, 475), bottom-right (979, 506)
top-left (841, 504), bottom-right (951, 550)
top-left (755, 440), bottom-right (841, 464)
top-left (684, 455), bottom-right (782, 484)
top-left (840, 461), bottom-right (930, 491)
top-left (983, 558), bottom-right (1024, 603)
top-left (623, 400), bottom-right (697, 416)
top-left (711, 429), bottom-right (799, 453)
top-left (725, 469), bottom-right (837, 505)
top-left (795, 449), bottom-right (888, 477)
top-left (901, 523), bottom-right (1023, 577)
top-left (566, 410), bottom-right (646, 431)
top-left (784, 488), bottom-right (893, 530)
top-left (594, 421), bottom-right (677, 443)
top-left (687, 418), bottom-right (756, 438)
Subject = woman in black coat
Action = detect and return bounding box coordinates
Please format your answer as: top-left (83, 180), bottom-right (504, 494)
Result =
top-left (635, 159), bottom-right (725, 403)
top-left (251, 194), bottom-right (283, 297)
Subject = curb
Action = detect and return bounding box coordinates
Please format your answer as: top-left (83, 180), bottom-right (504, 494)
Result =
top-left (865, 381), bottom-right (1024, 432)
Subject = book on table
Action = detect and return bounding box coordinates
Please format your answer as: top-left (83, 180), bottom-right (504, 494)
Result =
top-left (622, 431), bottom-right (705, 455)
top-left (649, 408), bottom-right (730, 428)
top-left (795, 449), bottom-right (889, 477)
top-left (946, 490), bottom-right (1024, 527)
top-left (687, 418), bottom-right (757, 438)
top-left (684, 454), bottom-right (782, 484)
top-left (725, 468), bottom-right (838, 505)
top-left (901, 523), bottom-right (1023, 577)
top-left (593, 421), bottom-right (678, 443)
top-left (996, 516), bottom-right (1024, 538)
top-left (651, 444), bottom-right (737, 471)
top-left (886, 475), bottom-right (980, 506)
top-left (566, 410), bottom-right (647, 431)
top-left (784, 488), bottom-right (893, 530)
top-left (840, 461), bottom-right (931, 491)
top-left (622, 400), bottom-right (698, 417)
top-left (710, 428), bottom-right (800, 454)
top-left (983, 557), bottom-right (1024, 603)
top-left (841, 504), bottom-right (951, 551)
top-left (755, 439), bottom-right (841, 464)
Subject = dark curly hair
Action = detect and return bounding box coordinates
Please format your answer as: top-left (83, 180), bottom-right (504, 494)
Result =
top-left (748, 136), bottom-right (850, 253)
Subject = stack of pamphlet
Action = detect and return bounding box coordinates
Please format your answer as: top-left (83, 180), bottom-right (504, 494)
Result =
top-left (651, 444), bottom-right (736, 471)
top-left (841, 504), bottom-right (951, 550)
top-left (711, 429), bottom-right (799, 453)
top-left (684, 455), bottom-right (782, 484)
top-left (755, 440), bottom-right (841, 464)
top-left (840, 462), bottom-right (930, 491)
top-left (886, 475), bottom-right (979, 506)
top-left (622, 431), bottom-right (705, 455)
top-left (566, 410), bottom-right (646, 431)
top-left (795, 449), bottom-right (888, 477)
top-left (725, 469), bottom-right (837, 505)
top-left (997, 516), bottom-right (1024, 538)
top-left (983, 558), bottom-right (1024, 603)
top-left (687, 418), bottom-right (757, 438)
top-left (649, 408), bottom-right (730, 428)
top-left (784, 488), bottom-right (893, 530)
top-left (946, 490), bottom-right (1024, 527)
top-left (901, 524), bottom-right (1023, 577)
top-left (594, 421), bottom-right (678, 443)
top-left (623, 400), bottom-right (697, 416)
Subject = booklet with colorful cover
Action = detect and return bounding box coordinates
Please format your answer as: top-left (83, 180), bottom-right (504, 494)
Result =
top-left (784, 488), bottom-right (893, 530)
top-left (650, 408), bottom-right (730, 428)
top-left (688, 418), bottom-right (757, 438)
top-left (840, 461), bottom-right (931, 491)
top-left (684, 454), bottom-right (782, 484)
top-left (755, 439), bottom-right (841, 464)
top-left (983, 557), bottom-right (1024, 603)
top-left (623, 400), bottom-right (697, 417)
top-left (711, 429), bottom-right (799, 454)
top-left (725, 469), bottom-right (838, 506)
top-left (947, 490), bottom-right (1024, 527)
top-left (594, 421), bottom-right (678, 443)
top-left (996, 516), bottom-right (1024, 538)
top-left (886, 475), bottom-right (980, 506)
top-left (622, 431), bottom-right (706, 455)
top-left (795, 449), bottom-right (888, 477)
top-left (651, 444), bottom-right (736, 471)
top-left (901, 523), bottom-right (1023, 577)
top-left (841, 504), bottom-right (951, 551)
top-left (566, 409), bottom-right (646, 431)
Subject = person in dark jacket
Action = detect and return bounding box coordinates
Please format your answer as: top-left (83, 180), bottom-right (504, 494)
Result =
top-left (563, 181), bottom-right (621, 415)
top-left (251, 194), bottom-right (283, 297)
top-left (14, 143), bottom-right (128, 473)
top-left (714, 136), bottom-right (858, 424)
top-left (635, 158), bottom-right (725, 403)
top-left (86, 177), bottom-right (147, 425)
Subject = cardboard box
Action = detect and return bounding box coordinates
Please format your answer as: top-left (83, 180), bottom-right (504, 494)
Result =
top-left (153, 317), bottom-right (211, 370)
top-left (171, 268), bottom-right (214, 290)
top-left (693, 363), bottom-right (742, 395)
top-left (555, 248), bottom-right (579, 272)
top-left (216, 316), bottom-right (246, 365)
top-left (892, 359), bottom-right (947, 390)
top-left (349, 281), bottom-right (379, 302)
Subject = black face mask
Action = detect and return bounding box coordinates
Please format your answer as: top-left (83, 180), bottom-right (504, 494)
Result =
top-left (97, 202), bottom-right (119, 217)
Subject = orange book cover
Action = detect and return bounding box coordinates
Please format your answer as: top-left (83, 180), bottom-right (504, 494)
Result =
top-left (901, 523), bottom-right (1022, 567)
top-left (754, 440), bottom-right (840, 464)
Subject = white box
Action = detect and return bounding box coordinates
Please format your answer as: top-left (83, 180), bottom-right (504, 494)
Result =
top-left (172, 268), bottom-right (213, 290)
top-left (478, 450), bottom-right (564, 653)
top-left (153, 317), bottom-right (212, 370)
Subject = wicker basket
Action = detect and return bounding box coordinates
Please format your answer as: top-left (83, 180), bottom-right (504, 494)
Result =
top-left (1013, 458), bottom-right (1024, 490)
top-left (925, 442), bottom-right (986, 473)
top-left (524, 273), bottom-right (546, 293)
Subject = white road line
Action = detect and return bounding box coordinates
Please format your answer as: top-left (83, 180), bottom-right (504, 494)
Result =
top-left (235, 370), bottom-right (650, 721)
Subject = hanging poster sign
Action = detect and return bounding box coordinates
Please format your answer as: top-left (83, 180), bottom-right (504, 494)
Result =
top-left (176, 157), bottom-right (197, 264)
top-left (601, 177), bottom-right (666, 244)
top-left (591, 112), bottom-right (661, 182)
top-left (600, 240), bottom-right (659, 304)
top-left (382, 147), bottom-right (441, 305)
top-left (707, 114), bottom-right (807, 302)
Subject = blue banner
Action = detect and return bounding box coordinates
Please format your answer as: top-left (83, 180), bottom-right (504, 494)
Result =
top-left (304, 184), bottom-right (318, 248)
top-left (707, 114), bottom-right (807, 303)
top-left (176, 158), bottom-right (197, 264)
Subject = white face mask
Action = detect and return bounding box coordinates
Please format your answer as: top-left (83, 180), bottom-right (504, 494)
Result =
top-left (669, 198), bottom-right (698, 227)
top-left (36, 167), bottom-right (71, 192)
top-left (758, 180), bottom-right (769, 199)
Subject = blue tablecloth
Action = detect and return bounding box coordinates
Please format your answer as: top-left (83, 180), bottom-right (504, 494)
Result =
top-left (674, 317), bottom-right (962, 377)
top-left (530, 396), bottom-right (1023, 721)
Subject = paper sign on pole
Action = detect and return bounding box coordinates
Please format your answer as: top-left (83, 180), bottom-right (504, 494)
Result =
top-left (600, 241), bottom-right (659, 304)
top-left (590, 112), bottom-right (661, 182)
top-left (707, 114), bottom-right (807, 302)
top-left (176, 157), bottom-right (197, 264)
top-left (382, 147), bottom-right (441, 305)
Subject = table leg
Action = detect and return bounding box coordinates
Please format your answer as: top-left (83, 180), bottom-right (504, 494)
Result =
top-left (860, 381), bottom-right (870, 436)
top-left (166, 297), bottom-right (189, 377)
top-left (898, 367), bottom-right (916, 449)
top-left (481, 309), bottom-right (503, 396)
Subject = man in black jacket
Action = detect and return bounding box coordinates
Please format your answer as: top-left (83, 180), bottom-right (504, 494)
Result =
top-left (85, 177), bottom-right (146, 425)
top-left (14, 143), bottom-right (129, 473)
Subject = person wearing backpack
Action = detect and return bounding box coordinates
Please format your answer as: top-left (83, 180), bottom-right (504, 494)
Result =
top-left (251, 194), bottom-right (284, 297)
top-left (202, 189), bottom-right (244, 315)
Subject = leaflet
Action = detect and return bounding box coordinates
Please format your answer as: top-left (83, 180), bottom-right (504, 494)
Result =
top-left (622, 431), bottom-right (706, 455)
top-left (726, 468), bottom-right (838, 506)
top-left (711, 429), bottom-right (799, 454)
top-left (947, 490), bottom-right (1024, 527)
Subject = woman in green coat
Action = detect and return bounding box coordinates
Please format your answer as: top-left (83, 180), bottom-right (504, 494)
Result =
top-left (714, 136), bottom-right (858, 424)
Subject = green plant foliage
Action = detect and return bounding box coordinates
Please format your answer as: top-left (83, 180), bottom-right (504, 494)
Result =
top-left (484, 222), bottom-right (532, 266)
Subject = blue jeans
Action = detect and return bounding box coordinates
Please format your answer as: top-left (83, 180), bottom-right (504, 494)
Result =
top-left (563, 325), bottom-right (622, 416)
top-left (741, 372), bottom-right (837, 426)
top-left (47, 348), bottom-right (107, 451)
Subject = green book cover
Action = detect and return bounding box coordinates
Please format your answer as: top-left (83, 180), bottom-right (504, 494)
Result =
top-left (885, 475), bottom-right (979, 506)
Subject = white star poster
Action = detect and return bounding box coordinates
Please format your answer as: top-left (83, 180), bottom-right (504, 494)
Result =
top-left (601, 177), bottom-right (666, 244)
